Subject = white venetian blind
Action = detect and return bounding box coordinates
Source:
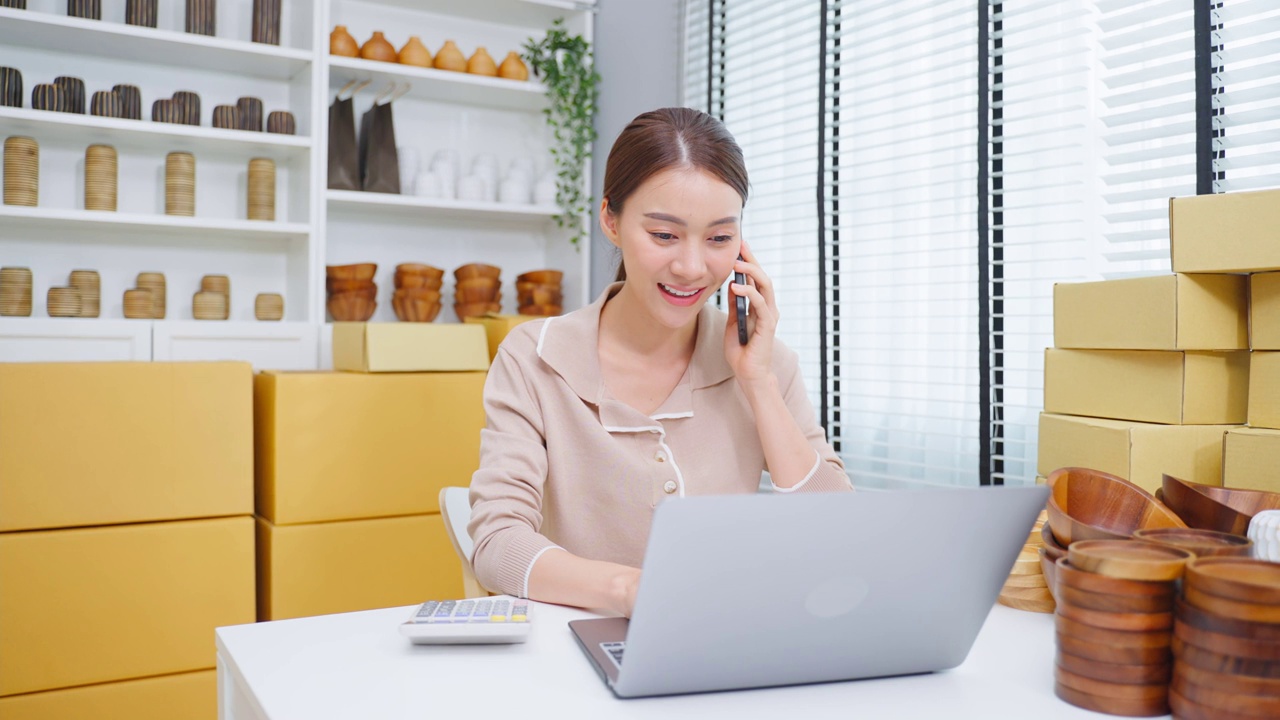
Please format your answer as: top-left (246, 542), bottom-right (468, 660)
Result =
top-left (825, 0), bottom-right (981, 488)
top-left (1216, 0), bottom-right (1280, 192)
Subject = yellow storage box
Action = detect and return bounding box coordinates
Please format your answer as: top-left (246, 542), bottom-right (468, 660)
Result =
top-left (0, 669), bottom-right (214, 720)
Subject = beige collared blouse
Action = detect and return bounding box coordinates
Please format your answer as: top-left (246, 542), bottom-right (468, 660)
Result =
top-left (467, 283), bottom-right (851, 597)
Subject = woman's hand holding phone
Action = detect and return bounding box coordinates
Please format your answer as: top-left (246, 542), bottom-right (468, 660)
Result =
top-left (724, 240), bottom-right (779, 387)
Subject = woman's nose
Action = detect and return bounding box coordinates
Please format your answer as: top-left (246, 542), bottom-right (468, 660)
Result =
top-left (671, 241), bottom-right (708, 280)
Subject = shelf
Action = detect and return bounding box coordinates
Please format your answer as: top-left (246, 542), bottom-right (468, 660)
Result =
top-left (0, 205), bottom-right (310, 242)
top-left (0, 106), bottom-right (311, 161)
top-left (327, 189), bottom-right (559, 223)
top-left (327, 56), bottom-right (545, 112)
top-left (0, 318), bottom-right (151, 362)
top-left (0, 6), bottom-right (312, 81)
top-left (352, 0), bottom-right (596, 28)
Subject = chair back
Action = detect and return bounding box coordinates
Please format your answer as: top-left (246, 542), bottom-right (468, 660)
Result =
top-left (438, 486), bottom-right (485, 598)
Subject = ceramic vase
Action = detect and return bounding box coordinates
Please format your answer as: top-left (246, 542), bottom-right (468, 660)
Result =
top-left (467, 47), bottom-right (498, 76)
top-left (330, 25), bottom-right (358, 57)
top-left (360, 31), bottom-right (397, 63)
top-left (498, 52), bottom-right (529, 81)
top-left (434, 40), bottom-right (467, 72)
top-left (398, 36), bottom-right (431, 67)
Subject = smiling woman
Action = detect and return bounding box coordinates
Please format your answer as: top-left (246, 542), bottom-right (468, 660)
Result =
top-left (466, 107), bottom-right (852, 619)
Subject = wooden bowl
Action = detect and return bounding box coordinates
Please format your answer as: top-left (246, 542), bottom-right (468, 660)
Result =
top-left (1055, 614), bottom-right (1172, 649)
top-left (516, 280), bottom-right (561, 293)
top-left (1057, 631), bottom-right (1171, 666)
top-left (1055, 558), bottom-right (1175, 598)
top-left (1185, 556), bottom-right (1280, 605)
top-left (456, 283), bottom-right (500, 304)
top-left (518, 303), bottom-right (561, 317)
top-left (326, 277), bottom-right (376, 293)
top-left (327, 263), bottom-right (376, 281)
top-left (454, 263), bottom-right (501, 281)
top-left (1174, 616), bottom-right (1280, 661)
top-left (395, 263), bottom-right (444, 280)
top-left (1056, 600), bottom-right (1173, 632)
top-left (1042, 522), bottom-right (1068, 558)
top-left (1055, 664), bottom-right (1169, 700)
top-left (1040, 548), bottom-right (1060, 601)
top-left (1068, 539), bottom-right (1192, 582)
top-left (1184, 585), bottom-right (1280, 623)
top-left (518, 287), bottom-right (563, 307)
top-left (394, 274), bottom-right (443, 290)
top-left (1171, 670), bottom-right (1280, 717)
top-left (517, 269), bottom-right (562, 284)
top-left (394, 287), bottom-right (441, 303)
top-left (1132, 527), bottom-right (1252, 558)
top-left (327, 286), bottom-right (376, 301)
top-left (327, 290), bottom-right (376, 321)
top-left (1175, 595), bottom-right (1280, 642)
top-left (454, 301), bottom-right (501, 319)
top-left (1057, 584), bottom-right (1173, 615)
top-left (1169, 687), bottom-right (1274, 720)
top-left (1055, 650), bottom-right (1171, 686)
top-left (1047, 467), bottom-right (1186, 546)
top-left (392, 295), bottom-right (441, 323)
top-left (1160, 474), bottom-right (1280, 536)
top-left (1172, 636), bottom-right (1280, 679)
top-left (1052, 681), bottom-right (1168, 717)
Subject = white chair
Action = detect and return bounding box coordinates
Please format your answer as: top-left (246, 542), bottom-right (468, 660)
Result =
top-left (439, 486), bottom-right (487, 598)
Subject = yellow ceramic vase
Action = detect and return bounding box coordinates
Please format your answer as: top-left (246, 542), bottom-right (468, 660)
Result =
top-left (360, 31), bottom-right (397, 63)
top-left (434, 40), bottom-right (467, 72)
top-left (329, 25), bottom-right (358, 57)
top-left (498, 51), bottom-right (529, 81)
top-left (398, 36), bottom-right (432, 67)
top-left (467, 47), bottom-right (498, 76)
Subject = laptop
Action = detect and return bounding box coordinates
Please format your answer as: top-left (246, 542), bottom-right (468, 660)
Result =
top-left (569, 485), bottom-right (1049, 698)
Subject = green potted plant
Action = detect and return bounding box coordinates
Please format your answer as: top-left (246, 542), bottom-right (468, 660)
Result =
top-left (523, 19), bottom-right (601, 248)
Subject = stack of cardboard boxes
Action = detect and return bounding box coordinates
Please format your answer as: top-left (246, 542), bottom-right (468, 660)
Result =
top-left (0, 363), bottom-right (255, 719)
top-left (254, 323), bottom-right (491, 621)
top-left (1040, 188), bottom-right (1280, 495)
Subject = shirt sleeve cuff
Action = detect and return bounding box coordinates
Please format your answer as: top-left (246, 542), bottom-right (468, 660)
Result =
top-left (477, 529), bottom-right (561, 598)
top-left (772, 450), bottom-right (852, 493)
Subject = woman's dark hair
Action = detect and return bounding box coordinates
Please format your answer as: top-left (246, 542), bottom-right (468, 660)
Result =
top-left (602, 108), bottom-right (748, 282)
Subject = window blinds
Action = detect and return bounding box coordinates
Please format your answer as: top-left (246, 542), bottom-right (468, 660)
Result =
top-left (1216, 0), bottom-right (1280, 193)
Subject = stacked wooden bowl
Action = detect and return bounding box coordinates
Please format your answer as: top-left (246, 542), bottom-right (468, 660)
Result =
top-left (454, 263), bottom-right (501, 320)
top-left (1171, 557), bottom-right (1280, 719)
top-left (516, 269), bottom-right (563, 317)
top-left (0, 266), bottom-right (33, 317)
top-left (84, 144), bottom-right (118, 211)
top-left (46, 287), bottom-right (81, 317)
top-left (123, 288), bottom-right (152, 319)
top-left (255, 293), bottom-right (284, 321)
top-left (1053, 540), bottom-right (1191, 717)
top-left (327, 263), bottom-right (376, 321)
top-left (194, 274), bottom-right (229, 320)
top-left (393, 263), bottom-right (443, 322)
top-left (137, 271), bottom-right (166, 319)
top-left (165, 151), bottom-right (196, 216)
top-left (4, 136), bottom-right (38, 207)
top-left (998, 509), bottom-right (1055, 613)
top-left (69, 269), bottom-right (100, 318)
top-left (247, 158), bottom-right (275, 221)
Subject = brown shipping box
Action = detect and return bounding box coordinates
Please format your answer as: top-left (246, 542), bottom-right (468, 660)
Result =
top-left (0, 517), bottom-right (254, 697)
top-left (332, 322), bottom-right (489, 372)
top-left (1251, 272), bottom-right (1280, 350)
top-left (1043, 349), bottom-right (1249, 425)
top-left (1053, 274), bottom-right (1247, 350)
top-left (0, 670), bottom-right (215, 720)
top-left (1037, 413), bottom-right (1229, 493)
top-left (257, 513), bottom-right (462, 621)
top-left (0, 362), bottom-right (253, 532)
top-left (1169, 188), bottom-right (1280, 273)
top-left (464, 314), bottom-right (538, 362)
top-left (1222, 427), bottom-right (1280, 493)
top-left (255, 370), bottom-right (486, 525)
top-left (1248, 351), bottom-right (1280, 429)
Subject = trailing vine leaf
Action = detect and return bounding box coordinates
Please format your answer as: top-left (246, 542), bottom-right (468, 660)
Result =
top-left (523, 18), bottom-right (601, 248)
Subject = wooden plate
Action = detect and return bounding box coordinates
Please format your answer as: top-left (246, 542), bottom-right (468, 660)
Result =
top-left (1174, 619), bottom-right (1280, 661)
top-left (1056, 600), bottom-right (1173, 632)
top-left (1057, 584), bottom-right (1173, 614)
top-left (1055, 650), bottom-right (1170, 685)
top-left (1175, 595), bottom-right (1280, 642)
top-left (1168, 689), bottom-right (1274, 720)
top-left (1055, 558), bottom-right (1175, 597)
top-left (1009, 547), bottom-right (1041, 575)
top-left (1055, 665), bottom-right (1168, 700)
top-left (1003, 571), bottom-right (1047, 589)
top-left (1174, 661), bottom-right (1280, 697)
top-left (997, 584), bottom-right (1054, 613)
top-left (1184, 585), bottom-right (1280, 623)
top-left (1172, 636), bottom-right (1280, 679)
top-left (1053, 681), bottom-right (1168, 717)
top-left (1132, 527), bottom-right (1252, 557)
top-left (1042, 522), bottom-right (1067, 559)
top-left (1171, 672), bottom-right (1280, 716)
top-left (1068, 540), bottom-right (1191, 582)
top-left (1056, 632), bottom-right (1171, 665)
top-left (1185, 556), bottom-right (1280, 605)
top-left (1054, 614), bottom-right (1172, 648)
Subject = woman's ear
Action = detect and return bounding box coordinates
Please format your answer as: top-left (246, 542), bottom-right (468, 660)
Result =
top-left (599, 197), bottom-right (621, 248)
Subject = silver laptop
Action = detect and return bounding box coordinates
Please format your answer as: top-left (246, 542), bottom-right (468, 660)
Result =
top-left (569, 485), bottom-right (1049, 698)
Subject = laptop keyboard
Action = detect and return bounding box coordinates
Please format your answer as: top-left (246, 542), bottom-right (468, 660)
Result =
top-left (601, 641), bottom-right (626, 669)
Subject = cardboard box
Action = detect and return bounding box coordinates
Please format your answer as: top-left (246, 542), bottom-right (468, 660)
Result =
top-left (1248, 351), bottom-right (1280, 429)
top-left (1170, 188), bottom-right (1280, 273)
top-left (1037, 413), bottom-right (1230, 493)
top-left (1043, 349), bottom-right (1249, 425)
top-left (1223, 427), bottom-right (1280, 493)
top-left (465, 314), bottom-right (538, 361)
top-left (1053, 274), bottom-right (1247, 350)
top-left (1251, 272), bottom-right (1280, 350)
top-left (332, 322), bottom-right (489, 372)
top-left (255, 371), bottom-right (486, 525)
top-left (0, 670), bottom-right (214, 720)
top-left (257, 513), bottom-right (462, 621)
top-left (0, 362), bottom-right (253, 532)
top-left (0, 516), bottom-right (254, 697)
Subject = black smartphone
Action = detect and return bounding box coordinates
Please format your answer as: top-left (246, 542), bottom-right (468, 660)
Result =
top-left (735, 254), bottom-right (748, 345)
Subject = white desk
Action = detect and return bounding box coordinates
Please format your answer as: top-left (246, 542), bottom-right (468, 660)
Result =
top-left (216, 602), bottom-right (1170, 719)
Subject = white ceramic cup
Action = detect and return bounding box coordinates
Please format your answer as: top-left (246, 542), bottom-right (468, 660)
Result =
top-left (472, 152), bottom-right (498, 176)
top-left (430, 161), bottom-right (456, 199)
top-left (457, 175), bottom-right (486, 202)
top-left (499, 177), bottom-right (530, 204)
top-left (1248, 509), bottom-right (1280, 562)
top-left (414, 171), bottom-right (442, 198)
top-left (533, 177), bottom-right (556, 206)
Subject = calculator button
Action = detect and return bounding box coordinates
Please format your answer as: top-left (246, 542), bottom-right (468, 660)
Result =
top-left (512, 615), bottom-right (527, 622)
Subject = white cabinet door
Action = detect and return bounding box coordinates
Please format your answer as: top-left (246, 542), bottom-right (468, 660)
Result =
top-left (152, 321), bottom-right (319, 370)
top-left (0, 319), bottom-right (151, 362)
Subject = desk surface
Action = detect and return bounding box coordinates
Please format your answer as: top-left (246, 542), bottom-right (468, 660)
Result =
top-left (216, 602), bottom-right (1168, 719)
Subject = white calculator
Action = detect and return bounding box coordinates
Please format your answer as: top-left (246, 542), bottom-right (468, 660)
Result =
top-left (399, 596), bottom-right (532, 644)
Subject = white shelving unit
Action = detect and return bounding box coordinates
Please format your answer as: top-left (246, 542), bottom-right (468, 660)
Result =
top-left (0, 0), bottom-right (595, 369)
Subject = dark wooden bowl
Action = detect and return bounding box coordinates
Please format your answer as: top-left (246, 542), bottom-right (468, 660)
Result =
top-left (1175, 594), bottom-right (1280, 642)
top-left (454, 301), bottom-right (501, 319)
top-left (1057, 584), bottom-right (1172, 614)
top-left (454, 263), bottom-right (501, 281)
top-left (394, 274), bottom-right (443, 290)
top-left (1132, 527), bottom-right (1252, 557)
top-left (1042, 522), bottom-right (1068, 557)
top-left (1040, 548), bottom-right (1059, 602)
top-left (326, 291), bottom-right (376, 321)
top-left (325, 278), bottom-right (375, 293)
top-left (394, 287), bottom-right (440, 304)
top-left (1057, 631), bottom-right (1171, 665)
top-left (1055, 614), bottom-right (1171, 649)
top-left (1047, 467), bottom-right (1186, 546)
top-left (1185, 585), bottom-right (1280, 623)
top-left (326, 263), bottom-right (376, 281)
top-left (1055, 650), bottom-right (1170, 685)
top-left (1160, 474), bottom-right (1280, 535)
top-left (1174, 618), bottom-right (1280, 661)
top-left (391, 295), bottom-right (440, 323)
top-left (1185, 556), bottom-right (1280, 605)
top-left (1056, 601), bottom-right (1173, 632)
top-left (1173, 636), bottom-right (1280, 679)
top-left (518, 303), bottom-right (562, 317)
top-left (1053, 681), bottom-right (1168, 717)
top-left (1055, 558), bottom-right (1177, 598)
top-left (395, 263), bottom-right (444, 280)
top-left (1171, 671), bottom-right (1280, 717)
top-left (1169, 688), bottom-right (1272, 720)
top-left (1068, 539), bottom-right (1191, 582)
top-left (1055, 665), bottom-right (1168, 700)
top-left (517, 269), bottom-right (563, 284)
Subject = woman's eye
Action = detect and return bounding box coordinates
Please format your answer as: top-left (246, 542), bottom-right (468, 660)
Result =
top-left (651, 232), bottom-right (676, 241)
top-left (712, 235), bottom-right (734, 244)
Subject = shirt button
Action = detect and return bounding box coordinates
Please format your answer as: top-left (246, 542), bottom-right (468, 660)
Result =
top-left (663, 480), bottom-right (677, 494)
top-left (655, 452), bottom-right (665, 463)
